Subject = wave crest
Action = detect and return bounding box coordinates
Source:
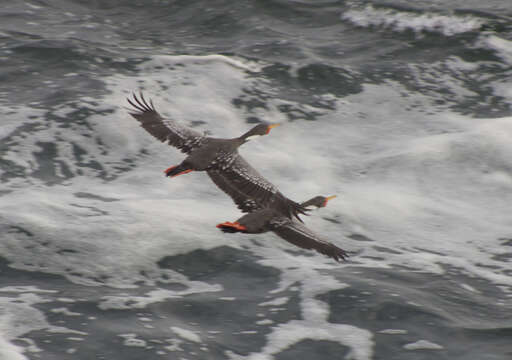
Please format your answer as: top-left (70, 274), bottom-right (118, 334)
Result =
top-left (341, 5), bottom-right (485, 36)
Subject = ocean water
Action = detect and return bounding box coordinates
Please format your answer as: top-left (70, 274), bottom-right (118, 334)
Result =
top-left (1, 0), bottom-right (512, 359)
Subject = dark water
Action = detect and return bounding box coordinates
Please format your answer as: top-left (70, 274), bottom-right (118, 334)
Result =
top-left (1, 1), bottom-right (512, 359)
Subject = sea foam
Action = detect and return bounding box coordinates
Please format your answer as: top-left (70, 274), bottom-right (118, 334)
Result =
top-left (2, 53), bottom-right (512, 359)
top-left (342, 5), bottom-right (484, 36)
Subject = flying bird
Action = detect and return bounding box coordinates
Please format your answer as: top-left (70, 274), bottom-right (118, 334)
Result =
top-left (127, 93), bottom-right (308, 220)
top-left (217, 195), bottom-right (348, 262)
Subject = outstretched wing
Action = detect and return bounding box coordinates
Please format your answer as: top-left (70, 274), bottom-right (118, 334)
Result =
top-left (207, 168), bottom-right (261, 213)
top-left (207, 154), bottom-right (308, 221)
top-left (272, 220), bottom-right (348, 262)
top-left (127, 93), bottom-right (205, 154)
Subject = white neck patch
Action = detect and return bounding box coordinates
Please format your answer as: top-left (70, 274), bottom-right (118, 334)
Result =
top-left (245, 134), bottom-right (262, 141)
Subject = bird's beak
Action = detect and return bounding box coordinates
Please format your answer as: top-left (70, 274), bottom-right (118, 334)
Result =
top-left (323, 195), bottom-right (337, 207)
top-left (266, 123), bottom-right (281, 134)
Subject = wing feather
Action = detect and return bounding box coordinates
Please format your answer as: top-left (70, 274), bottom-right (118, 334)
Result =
top-left (207, 168), bottom-right (261, 213)
top-left (207, 155), bottom-right (308, 220)
top-left (272, 220), bottom-right (348, 262)
top-left (127, 93), bottom-right (205, 154)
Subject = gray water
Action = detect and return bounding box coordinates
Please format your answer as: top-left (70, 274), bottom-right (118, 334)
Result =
top-left (1, 1), bottom-right (512, 359)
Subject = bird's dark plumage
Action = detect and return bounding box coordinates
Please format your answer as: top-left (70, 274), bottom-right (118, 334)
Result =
top-left (217, 195), bottom-right (348, 262)
top-left (272, 220), bottom-right (348, 262)
top-left (127, 93), bottom-right (346, 262)
top-left (207, 157), bottom-right (308, 220)
top-left (127, 92), bottom-right (307, 221)
top-left (127, 93), bottom-right (205, 154)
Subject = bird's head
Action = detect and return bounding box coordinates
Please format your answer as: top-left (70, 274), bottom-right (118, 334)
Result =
top-left (241, 123), bottom-right (281, 142)
top-left (302, 195), bottom-right (337, 210)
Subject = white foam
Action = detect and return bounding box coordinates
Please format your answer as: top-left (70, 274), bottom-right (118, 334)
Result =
top-left (259, 297), bottom-right (289, 307)
top-left (403, 339), bottom-right (444, 350)
top-left (342, 5), bottom-right (484, 36)
top-left (164, 338), bottom-right (184, 352)
top-left (0, 290), bottom-right (84, 358)
top-left (460, 283), bottom-right (480, 294)
top-left (50, 307), bottom-right (81, 316)
top-left (256, 319), bottom-right (274, 325)
top-left (229, 258), bottom-right (372, 359)
top-left (99, 284), bottom-right (221, 309)
top-left (0, 286), bottom-right (56, 294)
top-left (0, 294), bottom-right (50, 340)
top-left (227, 321), bottom-right (373, 360)
top-left (171, 326), bottom-right (202, 343)
top-left (0, 336), bottom-right (28, 360)
top-left (476, 35), bottom-right (512, 65)
top-left (26, 3), bottom-right (42, 9)
top-left (2, 53), bottom-right (512, 358)
top-left (119, 333), bottom-right (147, 347)
top-left (379, 329), bottom-right (408, 335)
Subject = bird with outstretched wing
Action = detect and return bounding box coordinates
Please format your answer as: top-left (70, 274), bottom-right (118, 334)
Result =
top-left (127, 93), bottom-right (307, 221)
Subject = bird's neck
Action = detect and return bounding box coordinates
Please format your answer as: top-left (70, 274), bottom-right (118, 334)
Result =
top-left (239, 130), bottom-right (262, 144)
top-left (234, 136), bottom-right (248, 146)
top-left (300, 198), bottom-right (322, 209)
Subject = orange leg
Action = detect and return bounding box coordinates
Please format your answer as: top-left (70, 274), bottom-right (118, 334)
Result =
top-left (216, 221), bottom-right (247, 231)
top-left (164, 165), bottom-right (177, 174)
top-left (164, 166), bottom-right (193, 178)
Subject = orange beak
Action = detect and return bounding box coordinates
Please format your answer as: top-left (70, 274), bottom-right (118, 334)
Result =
top-left (266, 123), bottom-right (281, 134)
top-left (323, 195), bottom-right (337, 207)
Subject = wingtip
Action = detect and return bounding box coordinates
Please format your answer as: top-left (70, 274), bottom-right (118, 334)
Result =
top-left (126, 91), bottom-right (156, 113)
top-left (334, 248), bottom-right (350, 262)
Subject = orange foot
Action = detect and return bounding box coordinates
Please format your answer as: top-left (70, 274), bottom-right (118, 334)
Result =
top-left (216, 221), bottom-right (248, 233)
top-left (164, 165), bottom-right (177, 175)
top-left (164, 165), bottom-right (193, 178)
